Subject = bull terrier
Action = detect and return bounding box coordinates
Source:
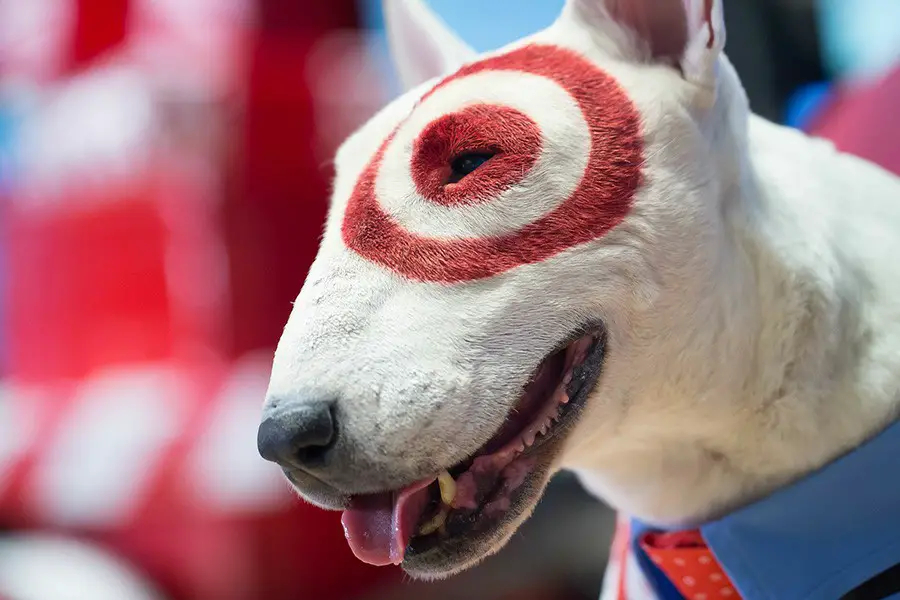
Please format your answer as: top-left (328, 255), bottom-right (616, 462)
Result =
top-left (258, 0), bottom-right (900, 597)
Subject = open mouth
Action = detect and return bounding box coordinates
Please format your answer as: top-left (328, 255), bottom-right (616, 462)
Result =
top-left (340, 326), bottom-right (607, 568)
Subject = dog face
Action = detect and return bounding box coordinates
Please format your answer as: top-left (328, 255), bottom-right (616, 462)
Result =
top-left (260, 0), bottom-right (743, 578)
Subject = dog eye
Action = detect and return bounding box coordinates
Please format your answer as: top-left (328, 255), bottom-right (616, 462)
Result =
top-left (447, 152), bottom-right (494, 184)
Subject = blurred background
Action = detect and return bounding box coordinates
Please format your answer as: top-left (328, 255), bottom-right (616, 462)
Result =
top-left (0, 1), bottom-right (898, 599)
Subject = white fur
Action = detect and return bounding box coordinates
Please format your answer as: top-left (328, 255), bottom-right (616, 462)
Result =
top-left (265, 0), bottom-right (900, 575)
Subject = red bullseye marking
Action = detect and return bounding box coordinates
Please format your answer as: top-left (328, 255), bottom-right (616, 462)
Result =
top-left (411, 105), bottom-right (541, 206)
top-left (342, 44), bottom-right (643, 283)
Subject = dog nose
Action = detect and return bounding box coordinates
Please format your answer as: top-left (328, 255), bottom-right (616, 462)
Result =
top-left (257, 400), bottom-right (336, 469)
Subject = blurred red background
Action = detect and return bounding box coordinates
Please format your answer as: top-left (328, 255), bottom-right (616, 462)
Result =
top-left (0, 1), bottom-right (403, 598)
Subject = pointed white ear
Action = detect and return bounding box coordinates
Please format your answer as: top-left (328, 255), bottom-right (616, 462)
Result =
top-left (566, 0), bottom-right (725, 86)
top-left (382, 0), bottom-right (478, 92)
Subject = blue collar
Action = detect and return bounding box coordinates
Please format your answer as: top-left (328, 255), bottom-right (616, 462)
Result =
top-left (631, 419), bottom-right (900, 600)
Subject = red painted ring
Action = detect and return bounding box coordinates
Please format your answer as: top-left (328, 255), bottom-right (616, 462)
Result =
top-left (342, 44), bottom-right (643, 283)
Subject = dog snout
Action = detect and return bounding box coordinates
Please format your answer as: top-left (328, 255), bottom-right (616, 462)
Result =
top-left (257, 399), bottom-right (336, 470)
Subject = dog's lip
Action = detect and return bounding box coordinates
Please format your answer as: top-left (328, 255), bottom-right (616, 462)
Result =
top-left (402, 324), bottom-right (607, 565)
top-left (451, 324), bottom-right (607, 474)
top-left (284, 469), bottom-right (348, 510)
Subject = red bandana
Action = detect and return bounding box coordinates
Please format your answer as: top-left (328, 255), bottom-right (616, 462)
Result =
top-left (617, 522), bottom-right (742, 600)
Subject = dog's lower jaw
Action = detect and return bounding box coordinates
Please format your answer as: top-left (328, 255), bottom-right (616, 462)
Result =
top-left (402, 479), bottom-right (549, 580)
top-left (397, 451), bottom-right (565, 579)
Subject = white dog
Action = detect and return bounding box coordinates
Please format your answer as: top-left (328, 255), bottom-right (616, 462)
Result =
top-left (258, 0), bottom-right (900, 597)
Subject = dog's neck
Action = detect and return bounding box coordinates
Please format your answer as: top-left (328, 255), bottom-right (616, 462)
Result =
top-left (571, 62), bottom-right (900, 526)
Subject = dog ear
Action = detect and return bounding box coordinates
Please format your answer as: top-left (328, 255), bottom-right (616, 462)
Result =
top-left (564, 0), bottom-right (725, 87)
top-left (382, 0), bottom-right (477, 92)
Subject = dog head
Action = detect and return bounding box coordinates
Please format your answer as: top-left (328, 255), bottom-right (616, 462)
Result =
top-left (259, 0), bottom-right (750, 578)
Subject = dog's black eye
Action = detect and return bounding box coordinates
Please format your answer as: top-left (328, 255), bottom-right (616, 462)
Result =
top-left (447, 152), bottom-right (493, 184)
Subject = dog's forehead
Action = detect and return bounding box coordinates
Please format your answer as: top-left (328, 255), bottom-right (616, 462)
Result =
top-left (332, 43), bottom-right (645, 285)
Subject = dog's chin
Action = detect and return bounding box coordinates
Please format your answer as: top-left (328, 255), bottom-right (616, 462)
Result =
top-left (285, 325), bottom-right (607, 579)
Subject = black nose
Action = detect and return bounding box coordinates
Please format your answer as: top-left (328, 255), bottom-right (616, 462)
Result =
top-left (257, 401), bottom-right (336, 469)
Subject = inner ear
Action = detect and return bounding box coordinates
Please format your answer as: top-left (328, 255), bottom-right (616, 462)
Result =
top-left (566, 0), bottom-right (724, 85)
top-left (606, 0), bottom-right (689, 63)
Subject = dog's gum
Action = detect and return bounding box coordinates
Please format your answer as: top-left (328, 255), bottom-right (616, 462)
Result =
top-left (438, 470), bottom-right (457, 505)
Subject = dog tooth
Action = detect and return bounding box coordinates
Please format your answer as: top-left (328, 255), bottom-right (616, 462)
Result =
top-left (418, 507), bottom-right (448, 536)
top-left (438, 470), bottom-right (457, 505)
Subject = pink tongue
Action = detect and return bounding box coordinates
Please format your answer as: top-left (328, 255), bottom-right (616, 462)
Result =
top-left (340, 479), bottom-right (434, 566)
